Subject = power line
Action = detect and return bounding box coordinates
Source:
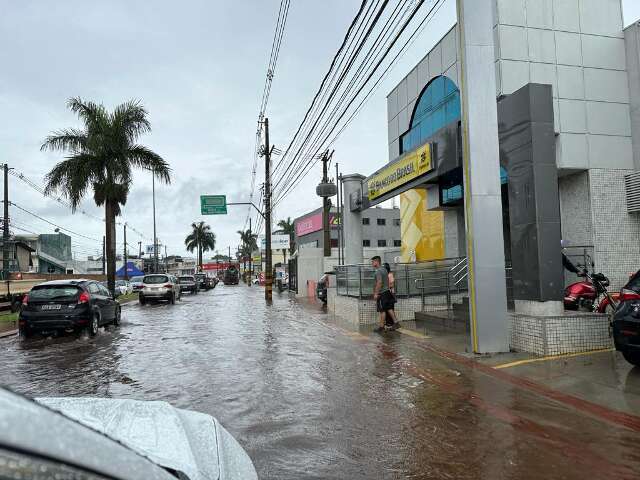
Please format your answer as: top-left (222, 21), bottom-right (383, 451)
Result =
top-left (245, 0), bottom-right (291, 229)
top-left (273, 0), bottom-right (444, 206)
top-left (8, 167), bottom-right (150, 241)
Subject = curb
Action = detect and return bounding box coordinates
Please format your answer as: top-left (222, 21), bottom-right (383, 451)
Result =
top-left (0, 329), bottom-right (17, 338)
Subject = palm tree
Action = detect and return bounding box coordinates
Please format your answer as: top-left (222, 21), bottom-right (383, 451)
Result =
top-left (43, 97), bottom-right (170, 294)
top-left (185, 221), bottom-right (216, 269)
top-left (237, 229), bottom-right (258, 280)
top-left (277, 217), bottom-right (295, 265)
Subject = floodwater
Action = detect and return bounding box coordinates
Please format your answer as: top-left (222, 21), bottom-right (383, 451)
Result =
top-left (2, 285), bottom-right (640, 479)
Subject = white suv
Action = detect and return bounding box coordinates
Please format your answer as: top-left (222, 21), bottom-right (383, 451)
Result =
top-left (139, 274), bottom-right (181, 305)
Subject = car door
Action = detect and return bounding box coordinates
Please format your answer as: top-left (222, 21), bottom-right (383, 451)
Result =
top-left (99, 283), bottom-right (116, 320)
top-left (86, 282), bottom-right (105, 322)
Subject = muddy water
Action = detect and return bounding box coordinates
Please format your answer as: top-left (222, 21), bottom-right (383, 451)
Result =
top-left (1, 286), bottom-right (639, 479)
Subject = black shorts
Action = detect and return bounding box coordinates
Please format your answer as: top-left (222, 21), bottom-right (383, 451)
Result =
top-left (376, 291), bottom-right (395, 313)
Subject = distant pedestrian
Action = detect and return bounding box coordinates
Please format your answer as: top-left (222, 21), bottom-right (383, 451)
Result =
top-left (372, 256), bottom-right (399, 332)
top-left (383, 263), bottom-right (399, 328)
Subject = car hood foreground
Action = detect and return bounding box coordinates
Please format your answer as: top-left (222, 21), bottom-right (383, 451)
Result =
top-left (38, 397), bottom-right (258, 480)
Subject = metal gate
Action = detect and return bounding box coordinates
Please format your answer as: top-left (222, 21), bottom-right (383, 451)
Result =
top-left (288, 258), bottom-right (297, 294)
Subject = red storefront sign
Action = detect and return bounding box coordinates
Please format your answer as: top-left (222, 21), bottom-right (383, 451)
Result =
top-left (295, 212), bottom-right (340, 237)
top-left (202, 262), bottom-right (236, 271)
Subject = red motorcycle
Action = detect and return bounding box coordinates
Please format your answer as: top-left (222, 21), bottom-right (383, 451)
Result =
top-left (564, 271), bottom-right (618, 314)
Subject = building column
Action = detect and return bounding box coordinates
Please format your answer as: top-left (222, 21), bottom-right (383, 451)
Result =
top-left (457, 0), bottom-right (509, 353)
top-left (341, 174), bottom-right (365, 265)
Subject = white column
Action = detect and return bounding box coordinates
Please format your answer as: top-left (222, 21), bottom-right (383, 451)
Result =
top-left (457, 0), bottom-right (509, 353)
top-left (341, 174), bottom-right (365, 265)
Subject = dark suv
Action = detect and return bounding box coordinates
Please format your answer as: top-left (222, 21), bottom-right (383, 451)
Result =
top-left (612, 270), bottom-right (640, 366)
top-left (19, 280), bottom-right (121, 338)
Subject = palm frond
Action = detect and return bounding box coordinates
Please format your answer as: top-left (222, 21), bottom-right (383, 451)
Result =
top-left (128, 145), bottom-right (171, 184)
top-left (40, 128), bottom-right (87, 153)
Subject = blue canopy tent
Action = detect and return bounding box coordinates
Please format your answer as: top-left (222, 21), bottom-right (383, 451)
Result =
top-left (115, 262), bottom-right (144, 279)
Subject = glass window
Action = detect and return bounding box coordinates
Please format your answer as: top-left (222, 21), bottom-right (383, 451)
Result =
top-left (394, 240), bottom-right (401, 247)
top-left (377, 218), bottom-right (386, 226)
top-left (29, 285), bottom-right (80, 300)
top-left (144, 275), bottom-right (169, 284)
top-left (377, 239), bottom-right (387, 247)
top-left (88, 283), bottom-right (100, 294)
top-left (99, 284), bottom-right (110, 296)
top-left (362, 239), bottom-right (371, 247)
top-left (400, 76), bottom-right (460, 154)
top-left (393, 218), bottom-right (400, 226)
top-left (362, 217), bottom-right (370, 225)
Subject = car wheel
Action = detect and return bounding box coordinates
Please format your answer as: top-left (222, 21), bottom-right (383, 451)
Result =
top-left (113, 306), bottom-right (121, 326)
top-left (139, 296), bottom-right (146, 305)
top-left (18, 325), bottom-right (31, 339)
top-left (622, 351), bottom-right (640, 366)
top-left (88, 312), bottom-right (99, 337)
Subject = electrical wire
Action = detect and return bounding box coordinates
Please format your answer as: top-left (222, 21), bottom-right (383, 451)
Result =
top-left (273, 0), bottom-right (444, 206)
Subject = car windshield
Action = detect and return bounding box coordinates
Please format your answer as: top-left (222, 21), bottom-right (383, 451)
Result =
top-left (144, 275), bottom-right (169, 285)
top-left (116, 280), bottom-right (127, 286)
top-left (30, 285), bottom-right (80, 300)
top-left (179, 277), bottom-right (194, 282)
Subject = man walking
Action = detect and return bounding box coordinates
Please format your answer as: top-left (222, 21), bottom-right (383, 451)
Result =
top-left (372, 256), bottom-right (400, 332)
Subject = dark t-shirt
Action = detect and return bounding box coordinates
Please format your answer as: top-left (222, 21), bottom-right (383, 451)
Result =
top-left (375, 266), bottom-right (389, 293)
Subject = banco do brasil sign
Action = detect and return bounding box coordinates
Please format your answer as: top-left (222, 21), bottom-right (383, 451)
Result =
top-left (366, 143), bottom-right (433, 200)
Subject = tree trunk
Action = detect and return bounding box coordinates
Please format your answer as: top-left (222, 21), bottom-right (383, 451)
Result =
top-left (282, 249), bottom-right (287, 266)
top-left (105, 200), bottom-right (117, 296)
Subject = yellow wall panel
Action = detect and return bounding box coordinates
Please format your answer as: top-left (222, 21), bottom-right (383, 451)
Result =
top-left (400, 189), bottom-right (444, 262)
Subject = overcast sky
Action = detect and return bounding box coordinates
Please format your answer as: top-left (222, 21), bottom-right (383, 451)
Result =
top-left (1, 0), bottom-right (639, 260)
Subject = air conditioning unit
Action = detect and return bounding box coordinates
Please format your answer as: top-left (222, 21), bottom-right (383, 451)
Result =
top-left (625, 172), bottom-right (640, 214)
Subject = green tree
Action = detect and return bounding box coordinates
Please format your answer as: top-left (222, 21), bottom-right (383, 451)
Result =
top-left (185, 221), bottom-right (216, 268)
top-left (277, 217), bottom-right (295, 265)
top-left (43, 97), bottom-right (170, 294)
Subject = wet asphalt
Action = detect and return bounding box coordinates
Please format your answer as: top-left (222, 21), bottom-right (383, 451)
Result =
top-left (2, 284), bottom-right (640, 480)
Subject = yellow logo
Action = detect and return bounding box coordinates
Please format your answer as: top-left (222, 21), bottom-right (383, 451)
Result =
top-left (367, 144), bottom-right (433, 200)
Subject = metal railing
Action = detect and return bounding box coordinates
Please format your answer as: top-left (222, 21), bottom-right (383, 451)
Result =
top-left (336, 256), bottom-right (516, 311)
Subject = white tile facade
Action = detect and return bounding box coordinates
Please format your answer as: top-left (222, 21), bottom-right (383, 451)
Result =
top-left (494, 0), bottom-right (633, 171)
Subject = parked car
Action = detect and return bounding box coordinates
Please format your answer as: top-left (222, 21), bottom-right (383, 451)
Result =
top-left (0, 387), bottom-right (258, 480)
top-left (612, 270), bottom-right (640, 366)
top-left (178, 275), bottom-right (199, 294)
top-left (115, 279), bottom-right (133, 295)
top-left (139, 274), bottom-right (181, 305)
top-left (194, 273), bottom-right (213, 291)
top-left (130, 275), bottom-right (145, 292)
top-left (19, 279), bottom-right (121, 337)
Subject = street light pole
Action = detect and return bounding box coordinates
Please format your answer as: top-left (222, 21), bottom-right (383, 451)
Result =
top-left (152, 169), bottom-right (158, 273)
top-left (123, 223), bottom-right (128, 280)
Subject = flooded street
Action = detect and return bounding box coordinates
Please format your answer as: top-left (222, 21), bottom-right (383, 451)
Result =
top-left (2, 285), bottom-right (640, 479)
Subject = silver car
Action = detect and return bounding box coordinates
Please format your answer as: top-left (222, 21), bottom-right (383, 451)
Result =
top-left (139, 274), bottom-right (181, 305)
top-left (0, 387), bottom-right (258, 480)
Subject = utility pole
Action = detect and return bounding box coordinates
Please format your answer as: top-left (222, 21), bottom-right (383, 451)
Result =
top-left (123, 223), bottom-right (128, 280)
top-left (335, 162), bottom-right (341, 265)
top-left (164, 245), bottom-right (168, 273)
top-left (248, 217), bottom-right (252, 285)
top-left (228, 245), bottom-right (231, 263)
top-left (264, 118), bottom-right (273, 302)
top-left (138, 241), bottom-right (142, 259)
top-left (321, 152), bottom-right (331, 257)
top-left (102, 236), bottom-right (106, 275)
top-left (3, 164), bottom-right (9, 280)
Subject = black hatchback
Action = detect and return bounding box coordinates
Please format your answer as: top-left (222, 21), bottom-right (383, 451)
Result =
top-left (612, 271), bottom-right (640, 366)
top-left (19, 280), bottom-right (121, 338)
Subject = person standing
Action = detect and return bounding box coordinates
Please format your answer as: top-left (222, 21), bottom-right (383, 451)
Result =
top-left (372, 256), bottom-right (399, 332)
top-left (384, 262), bottom-right (399, 328)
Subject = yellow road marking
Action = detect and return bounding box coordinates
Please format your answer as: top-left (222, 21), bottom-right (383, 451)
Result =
top-left (493, 348), bottom-right (615, 369)
top-left (397, 328), bottom-right (431, 339)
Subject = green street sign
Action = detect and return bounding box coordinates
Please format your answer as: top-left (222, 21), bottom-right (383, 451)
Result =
top-left (200, 195), bottom-right (227, 215)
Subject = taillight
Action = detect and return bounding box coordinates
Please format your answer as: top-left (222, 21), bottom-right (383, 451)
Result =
top-left (620, 289), bottom-right (640, 302)
top-left (21, 294), bottom-right (29, 305)
top-left (164, 284), bottom-right (172, 289)
top-left (78, 291), bottom-right (91, 304)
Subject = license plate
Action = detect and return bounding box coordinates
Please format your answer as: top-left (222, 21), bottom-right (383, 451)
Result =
top-left (41, 304), bottom-right (62, 310)
top-left (151, 287), bottom-right (159, 291)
